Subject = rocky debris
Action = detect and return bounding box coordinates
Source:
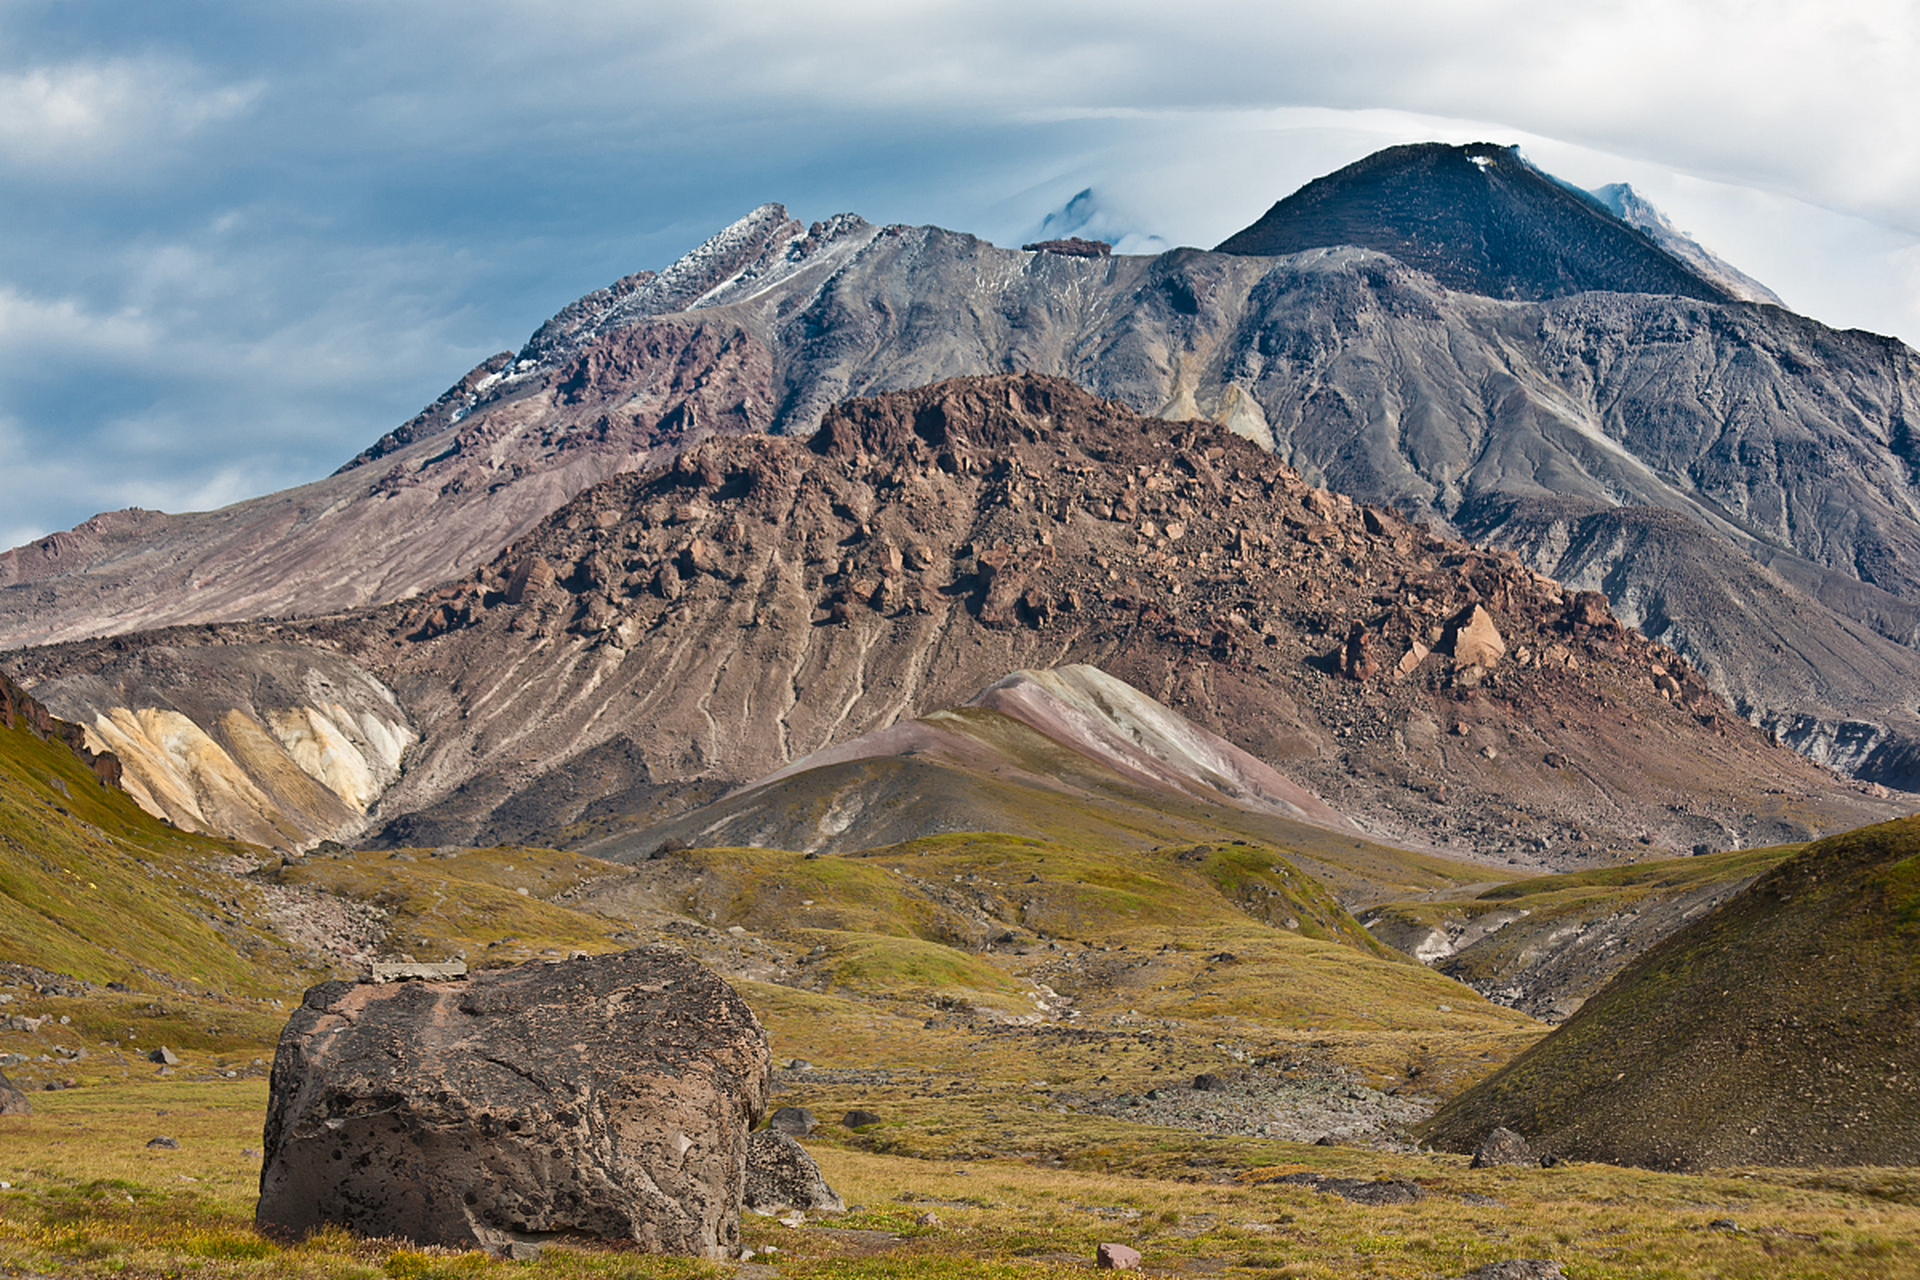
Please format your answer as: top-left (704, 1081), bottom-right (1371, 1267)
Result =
top-left (841, 1109), bottom-right (881, 1128)
top-left (766, 1105), bottom-right (817, 1136)
top-left (1256, 1171), bottom-right (1425, 1205)
top-left (146, 1136), bottom-right (179, 1149)
top-left (148, 1047), bottom-right (180, 1066)
top-left (742, 1129), bottom-right (845, 1214)
top-left (256, 946), bottom-right (770, 1258)
top-left (370, 959), bottom-right (467, 983)
top-left (1454, 1263), bottom-right (1566, 1280)
top-left (1096, 1241), bottom-right (1142, 1269)
top-left (1023, 238), bottom-right (1112, 258)
top-left (1469, 1127), bottom-right (1534, 1168)
top-left (0, 1070), bottom-right (29, 1117)
top-left (1067, 1064), bottom-right (1427, 1148)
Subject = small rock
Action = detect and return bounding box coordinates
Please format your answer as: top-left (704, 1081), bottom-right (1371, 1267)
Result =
top-left (148, 1047), bottom-right (180, 1066)
top-left (1097, 1242), bottom-right (1143, 1270)
top-left (1470, 1127), bottom-right (1535, 1169)
top-left (1192, 1072), bottom-right (1224, 1092)
top-left (915, 1211), bottom-right (940, 1226)
top-left (743, 1129), bottom-right (845, 1214)
top-left (0, 1071), bottom-right (30, 1117)
top-left (767, 1105), bottom-right (817, 1136)
top-left (841, 1109), bottom-right (882, 1128)
top-left (146, 1136), bottom-right (180, 1149)
top-left (505, 1241), bottom-right (543, 1261)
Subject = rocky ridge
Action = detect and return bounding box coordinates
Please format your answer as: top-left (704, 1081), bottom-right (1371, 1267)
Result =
top-left (15, 375), bottom-right (1893, 863)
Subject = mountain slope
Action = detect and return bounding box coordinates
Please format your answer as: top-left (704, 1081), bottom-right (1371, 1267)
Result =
top-left (1213, 142), bottom-right (1734, 303)
top-left (1423, 815), bottom-right (1920, 1169)
top-left (13, 375), bottom-right (1896, 866)
top-left (8, 148), bottom-right (1920, 786)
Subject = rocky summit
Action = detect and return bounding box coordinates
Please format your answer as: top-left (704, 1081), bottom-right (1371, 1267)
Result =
top-left (13, 375), bottom-right (1895, 864)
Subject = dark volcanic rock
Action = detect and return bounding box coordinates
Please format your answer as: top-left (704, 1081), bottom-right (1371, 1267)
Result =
top-left (256, 947), bottom-right (770, 1257)
top-left (1215, 142), bottom-right (1732, 303)
top-left (766, 1105), bottom-right (817, 1136)
top-left (742, 1129), bottom-right (844, 1214)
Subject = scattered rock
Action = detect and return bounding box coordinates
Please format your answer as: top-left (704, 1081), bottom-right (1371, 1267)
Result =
top-left (255, 946), bottom-right (771, 1258)
top-left (146, 1136), bottom-right (179, 1149)
top-left (0, 1070), bottom-right (30, 1117)
top-left (1192, 1072), bottom-right (1225, 1092)
top-left (743, 1129), bottom-right (845, 1214)
top-left (1470, 1127), bottom-right (1535, 1169)
top-left (1257, 1172), bottom-right (1425, 1205)
top-left (1097, 1242), bottom-right (1143, 1270)
top-left (766, 1105), bottom-right (817, 1136)
top-left (841, 1109), bottom-right (882, 1128)
top-left (148, 1047), bottom-right (180, 1066)
top-left (1454, 1262), bottom-right (1566, 1280)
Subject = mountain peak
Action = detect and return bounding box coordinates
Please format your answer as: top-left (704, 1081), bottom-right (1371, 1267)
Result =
top-left (1214, 141), bottom-right (1737, 304)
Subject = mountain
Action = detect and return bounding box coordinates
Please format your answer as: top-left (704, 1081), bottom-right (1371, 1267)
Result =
top-left (10, 375), bottom-right (1896, 865)
top-left (1588, 182), bottom-right (1786, 307)
top-left (1213, 142), bottom-right (1735, 303)
top-left (1422, 814), bottom-right (1920, 1169)
top-left (8, 145), bottom-right (1920, 789)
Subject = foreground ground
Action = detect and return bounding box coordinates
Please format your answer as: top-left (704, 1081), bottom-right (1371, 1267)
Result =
top-left (4, 1058), bottom-right (1920, 1279)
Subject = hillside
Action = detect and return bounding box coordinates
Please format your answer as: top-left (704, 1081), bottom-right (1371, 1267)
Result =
top-left (12, 375), bottom-right (1894, 865)
top-left (1423, 814), bottom-right (1920, 1169)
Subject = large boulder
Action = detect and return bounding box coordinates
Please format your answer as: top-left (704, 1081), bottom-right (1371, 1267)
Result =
top-left (256, 946), bottom-right (770, 1257)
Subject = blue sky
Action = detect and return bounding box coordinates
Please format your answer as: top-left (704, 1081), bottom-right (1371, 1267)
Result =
top-left (3, 0), bottom-right (1916, 549)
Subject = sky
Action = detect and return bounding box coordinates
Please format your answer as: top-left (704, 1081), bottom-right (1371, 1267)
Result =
top-left (3, 0), bottom-right (1916, 550)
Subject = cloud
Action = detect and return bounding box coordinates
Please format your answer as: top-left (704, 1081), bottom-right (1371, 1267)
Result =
top-left (0, 57), bottom-right (258, 172)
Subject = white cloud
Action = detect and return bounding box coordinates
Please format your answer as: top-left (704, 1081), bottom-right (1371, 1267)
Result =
top-left (0, 57), bottom-right (258, 172)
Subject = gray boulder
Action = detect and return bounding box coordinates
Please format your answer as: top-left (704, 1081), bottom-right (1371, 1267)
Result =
top-left (0, 1069), bottom-right (29, 1117)
top-left (766, 1105), bottom-right (817, 1136)
top-left (1470, 1126), bottom-right (1536, 1169)
top-left (256, 946), bottom-right (770, 1258)
top-left (742, 1129), bottom-right (844, 1214)
top-left (1455, 1262), bottom-right (1566, 1280)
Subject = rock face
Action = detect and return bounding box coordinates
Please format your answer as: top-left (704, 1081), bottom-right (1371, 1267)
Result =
top-left (0, 1068), bottom-right (30, 1117)
top-left (742, 1129), bottom-right (844, 1213)
top-left (256, 947), bottom-right (770, 1256)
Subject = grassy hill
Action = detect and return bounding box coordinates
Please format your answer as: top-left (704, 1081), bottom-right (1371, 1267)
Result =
top-left (1424, 814), bottom-right (1920, 1169)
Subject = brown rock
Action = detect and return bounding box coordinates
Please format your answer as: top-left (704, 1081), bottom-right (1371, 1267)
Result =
top-left (504, 557), bottom-right (555, 605)
top-left (1449, 604), bottom-right (1507, 669)
top-left (255, 947), bottom-right (770, 1258)
top-left (1097, 1242), bottom-right (1143, 1270)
